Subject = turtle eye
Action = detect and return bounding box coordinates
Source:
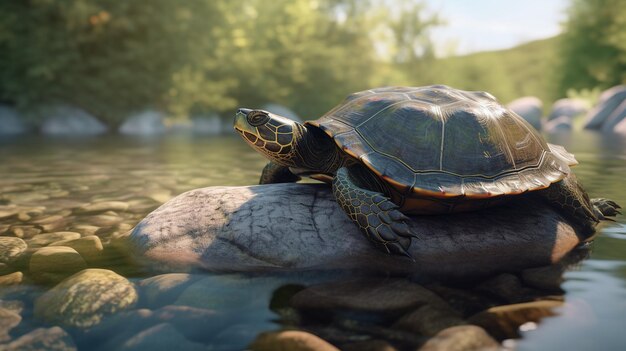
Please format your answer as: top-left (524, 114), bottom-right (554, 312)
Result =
top-left (247, 110), bottom-right (270, 126)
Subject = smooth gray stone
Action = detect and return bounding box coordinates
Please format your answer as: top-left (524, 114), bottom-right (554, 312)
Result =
top-left (126, 184), bottom-right (587, 277)
top-left (584, 85), bottom-right (626, 130)
top-left (507, 97), bottom-right (543, 130)
top-left (118, 110), bottom-right (166, 135)
top-left (40, 105), bottom-right (107, 136)
top-left (544, 115), bottom-right (572, 133)
top-left (547, 98), bottom-right (588, 121)
top-left (0, 105), bottom-right (27, 135)
top-left (601, 99), bottom-right (626, 132)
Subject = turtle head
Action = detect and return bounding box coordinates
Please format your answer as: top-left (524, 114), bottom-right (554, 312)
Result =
top-left (234, 108), bottom-right (303, 167)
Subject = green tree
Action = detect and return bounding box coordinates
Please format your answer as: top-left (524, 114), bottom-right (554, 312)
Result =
top-left (558, 0), bottom-right (626, 94)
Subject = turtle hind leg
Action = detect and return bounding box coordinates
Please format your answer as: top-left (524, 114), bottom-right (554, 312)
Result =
top-left (536, 173), bottom-right (600, 235)
top-left (332, 166), bottom-right (417, 259)
top-left (591, 198), bottom-right (621, 219)
top-left (259, 162), bottom-right (301, 184)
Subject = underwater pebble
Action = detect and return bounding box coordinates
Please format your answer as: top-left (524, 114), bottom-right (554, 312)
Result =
top-left (111, 323), bottom-right (206, 351)
top-left (49, 236), bottom-right (103, 262)
top-left (0, 272), bottom-right (23, 286)
top-left (474, 273), bottom-right (535, 304)
top-left (468, 300), bottom-right (563, 340)
top-left (69, 224), bottom-right (100, 236)
top-left (418, 325), bottom-right (499, 351)
top-left (0, 326), bottom-right (76, 351)
top-left (341, 339), bottom-right (398, 351)
top-left (291, 279), bottom-right (446, 313)
top-left (250, 330), bottom-right (340, 351)
top-left (17, 212), bottom-right (31, 221)
top-left (29, 246), bottom-right (87, 283)
top-left (85, 214), bottom-right (123, 227)
top-left (393, 304), bottom-right (466, 336)
top-left (0, 208), bottom-right (18, 220)
top-left (32, 215), bottom-right (65, 225)
top-left (521, 265), bottom-right (565, 291)
top-left (34, 269), bottom-right (138, 328)
top-left (87, 305), bottom-right (225, 346)
top-left (10, 225), bottom-right (41, 238)
top-left (138, 273), bottom-right (198, 308)
top-left (27, 232), bottom-right (81, 248)
top-left (0, 237), bottom-right (27, 264)
top-left (0, 307), bottom-right (21, 342)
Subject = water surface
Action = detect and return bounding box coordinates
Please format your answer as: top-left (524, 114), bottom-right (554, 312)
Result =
top-left (0, 132), bottom-right (625, 350)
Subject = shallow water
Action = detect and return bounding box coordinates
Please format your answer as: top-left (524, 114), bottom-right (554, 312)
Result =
top-left (0, 131), bottom-right (625, 350)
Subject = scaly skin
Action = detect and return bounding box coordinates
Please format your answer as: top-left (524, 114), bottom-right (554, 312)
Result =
top-left (260, 162), bottom-right (301, 184)
top-left (332, 167), bottom-right (416, 258)
top-left (537, 173), bottom-right (621, 234)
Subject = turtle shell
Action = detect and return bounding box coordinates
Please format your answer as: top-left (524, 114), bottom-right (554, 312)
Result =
top-left (306, 85), bottom-right (577, 200)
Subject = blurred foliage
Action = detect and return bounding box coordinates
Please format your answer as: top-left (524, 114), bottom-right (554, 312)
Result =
top-left (558, 0), bottom-right (626, 96)
top-left (406, 37), bottom-right (561, 105)
top-left (0, 0), bottom-right (438, 123)
top-left (0, 0), bottom-right (625, 125)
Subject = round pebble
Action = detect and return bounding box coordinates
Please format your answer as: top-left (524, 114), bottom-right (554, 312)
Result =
top-left (29, 246), bottom-right (87, 283)
top-left (34, 268), bottom-right (138, 328)
top-left (27, 232), bottom-right (81, 248)
top-left (49, 235), bottom-right (103, 262)
top-left (251, 330), bottom-right (340, 351)
top-left (0, 237), bottom-right (27, 264)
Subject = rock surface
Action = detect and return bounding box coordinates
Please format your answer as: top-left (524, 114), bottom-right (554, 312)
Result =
top-left (0, 237), bottom-right (27, 265)
top-left (548, 98), bottom-right (588, 121)
top-left (29, 246), bottom-right (87, 283)
top-left (0, 307), bottom-right (21, 342)
top-left (0, 326), bottom-right (77, 351)
top-left (544, 115), bottom-right (572, 133)
top-left (0, 105), bottom-right (27, 135)
top-left (34, 269), bottom-right (138, 328)
top-left (251, 330), bottom-right (340, 351)
top-left (418, 325), bottom-right (499, 351)
top-left (290, 279), bottom-right (445, 313)
top-left (118, 110), bottom-right (166, 135)
top-left (127, 184), bottom-right (586, 276)
top-left (507, 97), bottom-right (543, 130)
top-left (40, 105), bottom-right (107, 135)
top-left (584, 85), bottom-right (626, 130)
top-left (601, 99), bottom-right (626, 132)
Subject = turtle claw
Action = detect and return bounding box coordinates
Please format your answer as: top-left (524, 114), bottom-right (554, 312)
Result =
top-left (592, 198), bottom-right (622, 218)
top-left (386, 241), bottom-right (415, 262)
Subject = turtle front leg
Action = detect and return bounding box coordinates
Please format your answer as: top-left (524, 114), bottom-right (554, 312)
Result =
top-left (260, 162), bottom-right (301, 184)
top-left (332, 167), bottom-right (416, 258)
top-left (536, 173), bottom-right (620, 235)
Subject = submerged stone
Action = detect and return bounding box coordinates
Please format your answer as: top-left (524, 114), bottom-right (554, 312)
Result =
top-left (0, 272), bottom-right (24, 286)
top-left (290, 279), bottom-right (446, 313)
top-left (0, 237), bottom-right (27, 265)
top-left (29, 246), bottom-right (87, 283)
top-left (251, 330), bottom-right (340, 351)
top-left (0, 307), bottom-right (21, 342)
top-left (34, 269), bottom-right (138, 328)
top-left (467, 300), bottom-right (563, 340)
top-left (49, 236), bottom-right (103, 262)
top-left (27, 232), bottom-right (82, 248)
top-left (418, 325), bottom-right (499, 351)
top-left (0, 326), bottom-right (76, 351)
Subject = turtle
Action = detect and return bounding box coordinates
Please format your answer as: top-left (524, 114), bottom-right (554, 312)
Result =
top-left (234, 85), bottom-right (621, 258)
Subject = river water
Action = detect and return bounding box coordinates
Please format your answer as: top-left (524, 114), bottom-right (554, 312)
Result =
top-left (0, 131), bottom-right (625, 350)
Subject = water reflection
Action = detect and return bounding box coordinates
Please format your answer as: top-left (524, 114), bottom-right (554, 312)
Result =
top-left (0, 134), bottom-right (625, 350)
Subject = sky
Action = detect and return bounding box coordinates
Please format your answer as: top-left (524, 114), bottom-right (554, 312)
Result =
top-left (426, 0), bottom-right (569, 56)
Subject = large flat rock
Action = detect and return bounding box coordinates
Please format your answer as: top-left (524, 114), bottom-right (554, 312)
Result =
top-left (126, 184), bottom-right (586, 277)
